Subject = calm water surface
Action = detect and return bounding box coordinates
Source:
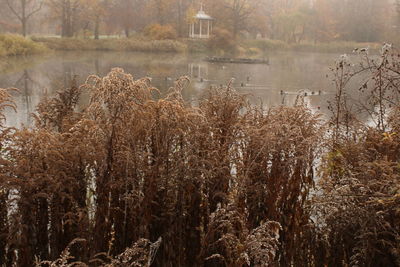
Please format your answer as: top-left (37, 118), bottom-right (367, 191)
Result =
top-left (0, 51), bottom-right (343, 127)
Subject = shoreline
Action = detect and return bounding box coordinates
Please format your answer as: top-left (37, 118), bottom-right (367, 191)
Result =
top-left (0, 34), bottom-right (384, 57)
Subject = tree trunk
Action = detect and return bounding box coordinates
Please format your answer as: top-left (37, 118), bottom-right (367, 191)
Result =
top-left (21, 0), bottom-right (27, 36)
top-left (22, 19), bottom-right (27, 37)
top-left (94, 15), bottom-right (100, 40)
top-left (67, 1), bottom-right (73, 37)
top-left (61, 1), bottom-right (66, 37)
top-left (177, 0), bottom-right (183, 37)
top-left (61, 0), bottom-right (74, 38)
top-left (233, 20), bottom-right (238, 39)
top-left (157, 0), bottom-right (164, 24)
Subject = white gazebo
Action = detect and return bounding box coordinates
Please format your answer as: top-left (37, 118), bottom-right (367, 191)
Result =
top-left (189, 5), bottom-right (213, 39)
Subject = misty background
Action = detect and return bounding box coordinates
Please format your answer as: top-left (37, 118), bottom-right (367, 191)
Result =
top-left (0, 0), bottom-right (398, 43)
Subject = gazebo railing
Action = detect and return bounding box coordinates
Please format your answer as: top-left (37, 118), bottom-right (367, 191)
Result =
top-left (189, 33), bottom-right (210, 39)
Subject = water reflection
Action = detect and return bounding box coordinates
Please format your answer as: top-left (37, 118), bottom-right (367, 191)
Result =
top-left (15, 70), bottom-right (33, 125)
top-left (1, 51), bottom-right (342, 127)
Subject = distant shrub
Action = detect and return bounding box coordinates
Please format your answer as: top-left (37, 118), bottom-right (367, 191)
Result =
top-left (0, 43), bottom-right (5, 57)
top-left (247, 47), bottom-right (262, 55)
top-left (245, 39), bottom-right (288, 52)
top-left (236, 46), bottom-right (247, 55)
top-left (31, 37), bottom-right (87, 50)
top-left (32, 37), bottom-right (187, 53)
top-left (143, 24), bottom-right (178, 40)
top-left (0, 34), bottom-right (47, 56)
top-left (186, 38), bottom-right (208, 53)
top-left (208, 27), bottom-right (236, 52)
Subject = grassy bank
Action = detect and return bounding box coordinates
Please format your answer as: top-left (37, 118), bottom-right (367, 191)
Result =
top-left (0, 34), bottom-right (47, 57)
top-left (1, 34), bottom-right (380, 55)
top-left (0, 34), bottom-right (383, 57)
top-left (244, 39), bottom-right (382, 54)
top-left (32, 36), bottom-right (187, 53)
top-left (182, 38), bottom-right (383, 55)
top-left (186, 38), bottom-right (382, 55)
top-left (186, 38), bottom-right (209, 53)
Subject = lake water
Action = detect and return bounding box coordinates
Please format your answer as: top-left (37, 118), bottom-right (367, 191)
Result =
top-left (0, 51), bottom-right (343, 127)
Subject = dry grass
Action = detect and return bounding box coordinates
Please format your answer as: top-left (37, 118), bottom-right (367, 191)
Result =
top-left (312, 46), bottom-right (400, 266)
top-left (0, 34), bottom-right (47, 56)
top-left (245, 39), bottom-right (382, 54)
top-left (0, 68), bottom-right (321, 266)
top-left (0, 45), bottom-right (399, 266)
top-left (31, 37), bottom-right (186, 53)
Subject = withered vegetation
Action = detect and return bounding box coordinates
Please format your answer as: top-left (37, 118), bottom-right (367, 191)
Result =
top-left (0, 45), bottom-right (399, 267)
top-left (313, 46), bottom-right (400, 267)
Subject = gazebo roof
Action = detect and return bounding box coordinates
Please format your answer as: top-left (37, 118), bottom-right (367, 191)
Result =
top-left (194, 9), bottom-right (213, 20)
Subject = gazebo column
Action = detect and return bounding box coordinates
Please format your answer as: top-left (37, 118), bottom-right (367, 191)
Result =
top-left (198, 65), bottom-right (201, 78)
top-left (207, 20), bottom-right (210, 38)
top-left (199, 20), bottom-right (202, 38)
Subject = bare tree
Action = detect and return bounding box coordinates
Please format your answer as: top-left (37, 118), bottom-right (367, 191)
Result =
top-left (46, 0), bottom-right (81, 37)
top-left (222, 0), bottom-right (259, 38)
top-left (111, 0), bottom-right (147, 37)
top-left (5, 0), bottom-right (43, 36)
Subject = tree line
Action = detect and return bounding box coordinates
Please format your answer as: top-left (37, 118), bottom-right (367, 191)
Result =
top-left (0, 0), bottom-right (399, 43)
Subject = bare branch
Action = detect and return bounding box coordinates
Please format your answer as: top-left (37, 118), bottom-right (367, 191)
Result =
top-left (26, 0), bottom-right (43, 20)
top-left (5, 0), bottom-right (22, 21)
